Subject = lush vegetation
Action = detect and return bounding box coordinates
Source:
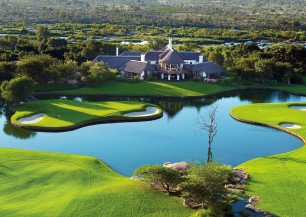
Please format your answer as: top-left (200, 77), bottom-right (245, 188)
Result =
top-left (231, 102), bottom-right (306, 217)
top-left (0, 21), bottom-right (305, 95)
top-left (11, 100), bottom-right (161, 129)
top-left (0, 75), bottom-right (34, 102)
top-left (0, 0), bottom-right (305, 30)
top-left (0, 148), bottom-right (195, 216)
top-left (134, 162), bottom-right (234, 216)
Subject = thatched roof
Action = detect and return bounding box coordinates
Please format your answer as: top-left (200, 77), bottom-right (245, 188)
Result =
top-left (123, 60), bottom-right (156, 74)
top-left (160, 49), bottom-right (185, 64)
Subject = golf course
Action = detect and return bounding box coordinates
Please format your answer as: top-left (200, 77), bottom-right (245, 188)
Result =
top-left (231, 102), bottom-right (306, 216)
top-left (36, 80), bottom-right (306, 99)
top-left (0, 148), bottom-right (196, 217)
top-left (2, 83), bottom-right (306, 216)
top-left (10, 100), bottom-right (162, 131)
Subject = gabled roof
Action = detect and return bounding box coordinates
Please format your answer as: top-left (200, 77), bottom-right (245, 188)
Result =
top-left (93, 55), bottom-right (140, 69)
top-left (144, 51), bottom-right (163, 61)
top-left (123, 60), bottom-right (156, 74)
top-left (119, 51), bottom-right (141, 57)
top-left (160, 49), bottom-right (185, 64)
top-left (192, 62), bottom-right (224, 74)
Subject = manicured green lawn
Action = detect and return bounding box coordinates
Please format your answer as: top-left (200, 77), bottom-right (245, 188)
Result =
top-left (11, 100), bottom-right (162, 130)
top-left (35, 80), bottom-right (306, 98)
top-left (0, 148), bottom-right (195, 217)
top-left (271, 85), bottom-right (306, 95)
top-left (231, 102), bottom-right (306, 217)
top-left (34, 83), bottom-right (77, 91)
top-left (57, 81), bottom-right (238, 96)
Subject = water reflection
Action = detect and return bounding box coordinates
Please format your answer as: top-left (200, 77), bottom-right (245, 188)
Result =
top-left (3, 120), bottom-right (36, 140)
top-left (1, 90), bottom-right (305, 176)
top-left (0, 101), bottom-right (37, 139)
top-left (4, 90), bottom-right (306, 138)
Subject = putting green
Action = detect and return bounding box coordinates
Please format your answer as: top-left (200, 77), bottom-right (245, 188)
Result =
top-left (0, 148), bottom-right (195, 217)
top-left (231, 102), bottom-right (306, 217)
top-left (11, 100), bottom-right (162, 131)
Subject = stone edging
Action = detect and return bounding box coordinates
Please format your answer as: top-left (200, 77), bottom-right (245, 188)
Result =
top-left (10, 107), bottom-right (163, 132)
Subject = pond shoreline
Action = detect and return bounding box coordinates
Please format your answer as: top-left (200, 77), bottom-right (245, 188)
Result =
top-left (229, 112), bottom-right (306, 145)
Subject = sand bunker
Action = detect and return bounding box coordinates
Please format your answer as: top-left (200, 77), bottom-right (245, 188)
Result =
top-left (280, 123), bottom-right (301, 129)
top-left (124, 107), bottom-right (159, 117)
top-left (18, 113), bottom-right (46, 124)
top-left (290, 105), bottom-right (306, 111)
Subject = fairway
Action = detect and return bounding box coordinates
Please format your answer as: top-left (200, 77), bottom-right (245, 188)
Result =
top-left (0, 148), bottom-right (195, 217)
top-left (231, 102), bottom-right (306, 217)
top-left (56, 81), bottom-right (236, 97)
top-left (11, 100), bottom-right (162, 130)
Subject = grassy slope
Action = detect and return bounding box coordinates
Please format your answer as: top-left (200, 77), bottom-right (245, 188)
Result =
top-left (58, 81), bottom-right (237, 96)
top-left (39, 80), bottom-right (306, 98)
top-left (231, 102), bottom-right (306, 217)
top-left (0, 148), bottom-right (195, 217)
top-left (11, 100), bottom-right (161, 128)
top-left (271, 85), bottom-right (306, 95)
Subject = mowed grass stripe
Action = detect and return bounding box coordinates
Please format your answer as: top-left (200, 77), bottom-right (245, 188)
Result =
top-left (11, 100), bottom-right (162, 129)
top-left (0, 148), bottom-right (195, 217)
top-left (58, 81), bottom-right (234, 96)
top-left (231, 102), bottom-right (306, 217)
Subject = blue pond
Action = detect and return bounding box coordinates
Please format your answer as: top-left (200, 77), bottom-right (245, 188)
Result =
top-left (0, 90), bottom-right (305, 176)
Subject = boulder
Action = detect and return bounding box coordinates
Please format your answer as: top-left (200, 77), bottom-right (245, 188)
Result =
top-left (249, 195), bottom-right (260, 204)
top-left (163, 161), bottom-right (190, 172)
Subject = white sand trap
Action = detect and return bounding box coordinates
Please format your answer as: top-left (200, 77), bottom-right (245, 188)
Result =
top-left (124, 107), bottom-right (159, 117)
top-left (18, 113), bottom-right (46, 124)
top-left (290, 105), bottom-right (306, 111)
top-left (280, 123), bottom-right (301, 129)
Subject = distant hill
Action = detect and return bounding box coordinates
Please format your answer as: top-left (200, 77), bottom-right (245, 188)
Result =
top-left (0, 0), bottom-right (305, 30)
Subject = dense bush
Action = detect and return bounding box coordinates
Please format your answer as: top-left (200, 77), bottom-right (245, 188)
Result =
top-left (0, 76), bottom-right (35, 103)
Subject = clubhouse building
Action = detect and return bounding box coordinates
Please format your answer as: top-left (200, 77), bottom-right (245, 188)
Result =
top-left (94, 38), bottom-right (224, 81)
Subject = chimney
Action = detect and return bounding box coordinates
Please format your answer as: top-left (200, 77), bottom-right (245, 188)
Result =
top-left (168, 37), bottom-right (173, 49)
top-left (141, 54), bottom-right (145, 62)
top-left (199, 55), bottom-right (204, 63)
top-left (116, 47), bottom-right (119, 56)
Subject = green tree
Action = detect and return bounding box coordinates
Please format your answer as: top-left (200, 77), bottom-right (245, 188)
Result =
top-left (0, 76), bottom-right (34, 103)
top-left (134, 165), bottom-right (183, 194)
top-left (17, 55), bottom-right (59, 83)
top-left (208, 51), bottom-right (224, 66)
top-left (36, 25), bottom-right (50, 43)
top-left (254, 59), bottom-right (273, 81)
top-left (52, 60), bottom-right (78, 79)
top-left (0, 62), bottom-right (16, 82)
top-left (234, 57), bottom-right (257, 80)
top-left (86, 61), bottom-right (115, 85)
top-left (273, 62), bottom-right (293, 84)
top-left (181, 162), bottom-right (233, 209)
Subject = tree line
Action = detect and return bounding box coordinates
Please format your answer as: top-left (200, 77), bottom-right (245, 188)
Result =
top-left (203, 44), bottom-right (306, 84)
top-left (0, 0), bottom-right (305, 31)
top-left (0, 25), bottom-right (305, 102)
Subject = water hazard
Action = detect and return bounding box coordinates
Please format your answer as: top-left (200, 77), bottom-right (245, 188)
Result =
top-left (0, 90), bottom-right (305, 176)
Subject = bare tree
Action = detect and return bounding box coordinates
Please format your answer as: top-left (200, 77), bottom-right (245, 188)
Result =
top-left (196, 104), bottom-right (218, 162)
